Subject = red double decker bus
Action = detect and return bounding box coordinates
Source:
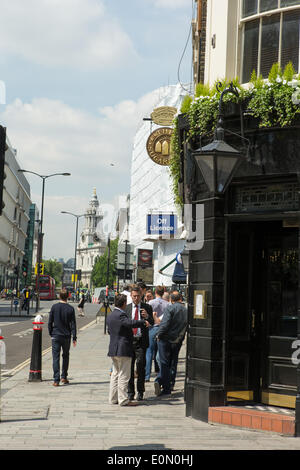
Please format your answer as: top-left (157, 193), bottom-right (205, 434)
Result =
top-left (37, 275), bottom-right (56, 300)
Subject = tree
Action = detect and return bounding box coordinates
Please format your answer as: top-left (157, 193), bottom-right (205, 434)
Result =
top-left (43, 259), bottom-right (63, 287)
top-left (91, 238), bottom-right (118, 288)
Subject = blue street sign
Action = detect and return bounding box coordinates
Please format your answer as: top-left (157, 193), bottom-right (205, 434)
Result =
top-left (147, 214), bottom-right (177, 235)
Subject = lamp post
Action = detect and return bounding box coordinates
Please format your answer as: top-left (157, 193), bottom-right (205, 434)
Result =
top-left (18, 170), bottom-right (71, 310)
top-left (60, 211), bottom-right (84, 292)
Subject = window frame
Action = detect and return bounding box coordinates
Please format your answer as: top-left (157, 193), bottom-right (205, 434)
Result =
top-left (240, 1), bottom-right (300, 82)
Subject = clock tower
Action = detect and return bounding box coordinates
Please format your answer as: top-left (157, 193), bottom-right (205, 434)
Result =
top-left (76, 189), bottom-right (106, 288)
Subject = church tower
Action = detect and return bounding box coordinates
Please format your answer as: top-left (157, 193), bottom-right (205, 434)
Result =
top-left (76, 189), bottom-right (106, 288)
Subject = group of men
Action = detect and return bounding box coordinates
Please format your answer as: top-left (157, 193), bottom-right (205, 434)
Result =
top-left (108, 284), bottom-right (187, 406)
top-left (47, 283), bottom-right (187, 408)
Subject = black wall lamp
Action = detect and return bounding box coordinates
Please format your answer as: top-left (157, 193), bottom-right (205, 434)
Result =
top-left (192, 82), bottom-right (244, 195)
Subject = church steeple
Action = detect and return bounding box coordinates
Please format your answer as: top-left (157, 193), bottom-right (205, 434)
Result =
top-left (77, 188), bottom-right (106, 288)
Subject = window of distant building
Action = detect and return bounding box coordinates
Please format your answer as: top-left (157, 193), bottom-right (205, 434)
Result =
top-left (241, 0), bottom-right (300, 83)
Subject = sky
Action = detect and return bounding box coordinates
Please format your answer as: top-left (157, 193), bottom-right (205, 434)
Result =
top-left (0, 0), bottom-right (194, 261)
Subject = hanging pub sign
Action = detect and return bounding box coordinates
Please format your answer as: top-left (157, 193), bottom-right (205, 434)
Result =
top-left (146, 213), bottom-right (177, 235)
top-left (146, 127), bottom-right (173, 166)
top-left (150, 106), bottom-right (177, 126)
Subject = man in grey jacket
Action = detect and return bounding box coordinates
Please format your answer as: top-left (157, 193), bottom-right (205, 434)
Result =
top-left (154, 291), bottom-right (187, 397)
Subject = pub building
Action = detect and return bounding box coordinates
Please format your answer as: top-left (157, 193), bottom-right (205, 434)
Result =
top-left (179, 0), bottom-right (300, 435)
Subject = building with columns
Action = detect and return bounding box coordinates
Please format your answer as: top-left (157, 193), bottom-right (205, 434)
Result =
top-left (76, 189), bottom-right (106, 288)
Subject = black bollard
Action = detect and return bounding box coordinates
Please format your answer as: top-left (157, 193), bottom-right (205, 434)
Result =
top-left (28, 320), bottom-right (44, 382)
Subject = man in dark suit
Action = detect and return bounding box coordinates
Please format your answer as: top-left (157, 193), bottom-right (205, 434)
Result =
top-left (126, 285), bottom-right (154, 401)
top-left (107, 294), bottom-right (149, 406)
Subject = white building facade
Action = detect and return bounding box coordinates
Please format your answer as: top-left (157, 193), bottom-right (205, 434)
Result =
top-left (76, 189), bottom-right (106, 288)
top-left (0, 138), bottom-right (32, 289)
top-left (128, 84), bottom-right (187, 287)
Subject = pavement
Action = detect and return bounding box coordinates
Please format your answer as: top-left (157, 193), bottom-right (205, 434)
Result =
top-left (1, 314), bottom-right (300, 453)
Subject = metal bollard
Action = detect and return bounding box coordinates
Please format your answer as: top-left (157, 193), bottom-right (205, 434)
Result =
top-left (0, 329), bottom-right (6, 422)
top-left (28, 315), bottom-right (44, 382)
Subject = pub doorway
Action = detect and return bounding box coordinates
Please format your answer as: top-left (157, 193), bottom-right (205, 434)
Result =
top-left (226, 220), bottom-right (298, 408)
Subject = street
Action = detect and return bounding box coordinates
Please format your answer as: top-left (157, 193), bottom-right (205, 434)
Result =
top-left (0, 299), bottom-right (102, 373)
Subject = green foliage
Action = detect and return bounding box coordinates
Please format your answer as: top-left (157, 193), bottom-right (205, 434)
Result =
top-left (169, 118), bottom-right (183, 207)
top-left (195, 82), bottom-right (211, 97)
top-left (283, 62), bottom-right (296, 82)
top-left (250, 70), bottom-right (264, 88)
top-left (43, 259), bottom-right (63, 286)
top-left (168, 67), bottom-right (300, 205)
top-left (246, 64), bottom-right (300, 127)
top-left (180, 95), bottom-right (193, 113)
top-left (91, 238), bottom-right (118, 288)
top-left (268, 63), bottom-right (282, 83)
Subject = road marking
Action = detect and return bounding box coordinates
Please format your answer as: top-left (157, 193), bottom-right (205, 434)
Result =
top-left (1, 319), bottom-right (97, 382)
top-left (13, 328), bottom-right (33, 338)
top-left (0, 322), bottom-right (18, 327)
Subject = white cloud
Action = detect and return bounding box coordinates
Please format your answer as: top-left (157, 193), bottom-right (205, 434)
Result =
top-left (0, 89), bottom-right (164, 258)
top-left (148, 0), bottom-right (189, 8)
top-left (1, 92), bottom-right (158, 178)
top-left (0, 0), bottom-right (137, 69)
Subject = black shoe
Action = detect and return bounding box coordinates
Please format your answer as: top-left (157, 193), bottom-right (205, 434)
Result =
top-left (154, 381), bottom-right (161, 396)
top-left (157, 390), bottom-right (171, 397)
top-left (137, 393), bottom-right (144, 401)
top-left (128, 394), bottom-right (134, 401)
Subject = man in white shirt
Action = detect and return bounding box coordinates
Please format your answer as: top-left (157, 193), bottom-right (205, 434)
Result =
top-left (125, 285), bottom-right (154, 401)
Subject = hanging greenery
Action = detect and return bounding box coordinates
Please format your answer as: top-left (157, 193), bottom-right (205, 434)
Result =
top-left (169, 62), bottom-right (300, 206)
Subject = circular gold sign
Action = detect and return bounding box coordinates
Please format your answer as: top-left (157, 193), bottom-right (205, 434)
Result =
top-left (146, 127), bottom-right (173, 166)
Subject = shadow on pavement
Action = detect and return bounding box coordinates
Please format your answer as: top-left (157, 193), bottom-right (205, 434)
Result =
top-left (109, 444), bottom-right (169, 450)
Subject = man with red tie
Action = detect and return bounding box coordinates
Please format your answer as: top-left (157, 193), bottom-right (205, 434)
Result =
top-left (126, 285), bottom-right (154, 401)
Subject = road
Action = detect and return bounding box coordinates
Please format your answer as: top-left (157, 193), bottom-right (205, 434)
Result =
top-left (0, 299), bottom-right (110, 374)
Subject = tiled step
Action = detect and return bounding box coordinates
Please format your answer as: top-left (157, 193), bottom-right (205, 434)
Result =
top-left (208, 406), bottom-right (295, 436)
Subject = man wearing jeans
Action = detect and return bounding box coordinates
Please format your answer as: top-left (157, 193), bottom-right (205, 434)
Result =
top-left (145, 286), bottom-right (169, 381)
top-left (48, 289), bottom-right (77, 386)
top-left (154, 292), bottom-right (187, 397)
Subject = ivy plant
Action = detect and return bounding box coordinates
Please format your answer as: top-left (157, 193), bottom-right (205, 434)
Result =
top-left (169, 63), bottom-right (300, 206)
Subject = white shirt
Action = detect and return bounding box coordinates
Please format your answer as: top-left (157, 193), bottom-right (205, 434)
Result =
top-left (131, 303), bottom-right (142, 337)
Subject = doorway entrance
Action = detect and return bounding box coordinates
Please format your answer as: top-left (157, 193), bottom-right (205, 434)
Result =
top-left (226, 220), bottom-right (298, 408)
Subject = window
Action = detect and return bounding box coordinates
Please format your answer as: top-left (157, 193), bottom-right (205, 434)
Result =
top-left (241, 2), bottom-right (300, 83)
top-left (242, 20), bottom-right (259, 82)
top-left (260, 0), bottom-right (278, 12)
top-left (260, 14), bottom-right (280, 77)
top-left (281, 0), bottom-right (300, 6)
top-left (242, 0), bottom-right (258, 17)
top-left (281, 9), bottom-right (300, 71)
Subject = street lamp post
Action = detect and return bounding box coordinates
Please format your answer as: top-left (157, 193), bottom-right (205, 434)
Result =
top-left (60, 211), bottom-right (84, 292)
top-left (18, 170), bottom-right (71, 311)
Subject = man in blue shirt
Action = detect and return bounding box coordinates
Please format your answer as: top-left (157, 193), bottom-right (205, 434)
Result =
top-left (48, 289), bottom-right (77, 386)
top-left (145, 286), bottom-right (169, 382)
top-left (154, 291), bottom-right (187, 396)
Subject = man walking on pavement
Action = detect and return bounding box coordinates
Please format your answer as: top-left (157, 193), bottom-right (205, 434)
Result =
top-left (126, 285), bottom-right (154, 401)
top-left (48, 288), bottom-right (77, 386)
top-left (107, 294), bottom-right (150, 406)
top-left (154, 291), bottom-right (187, 397)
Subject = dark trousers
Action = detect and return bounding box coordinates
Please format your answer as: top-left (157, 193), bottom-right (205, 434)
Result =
top-left (157, 339), bottom-right (182, 393)
top-left (128, 337), bottom-right (146, 396)
top-left (51, 335), bottom-right (71, 383)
